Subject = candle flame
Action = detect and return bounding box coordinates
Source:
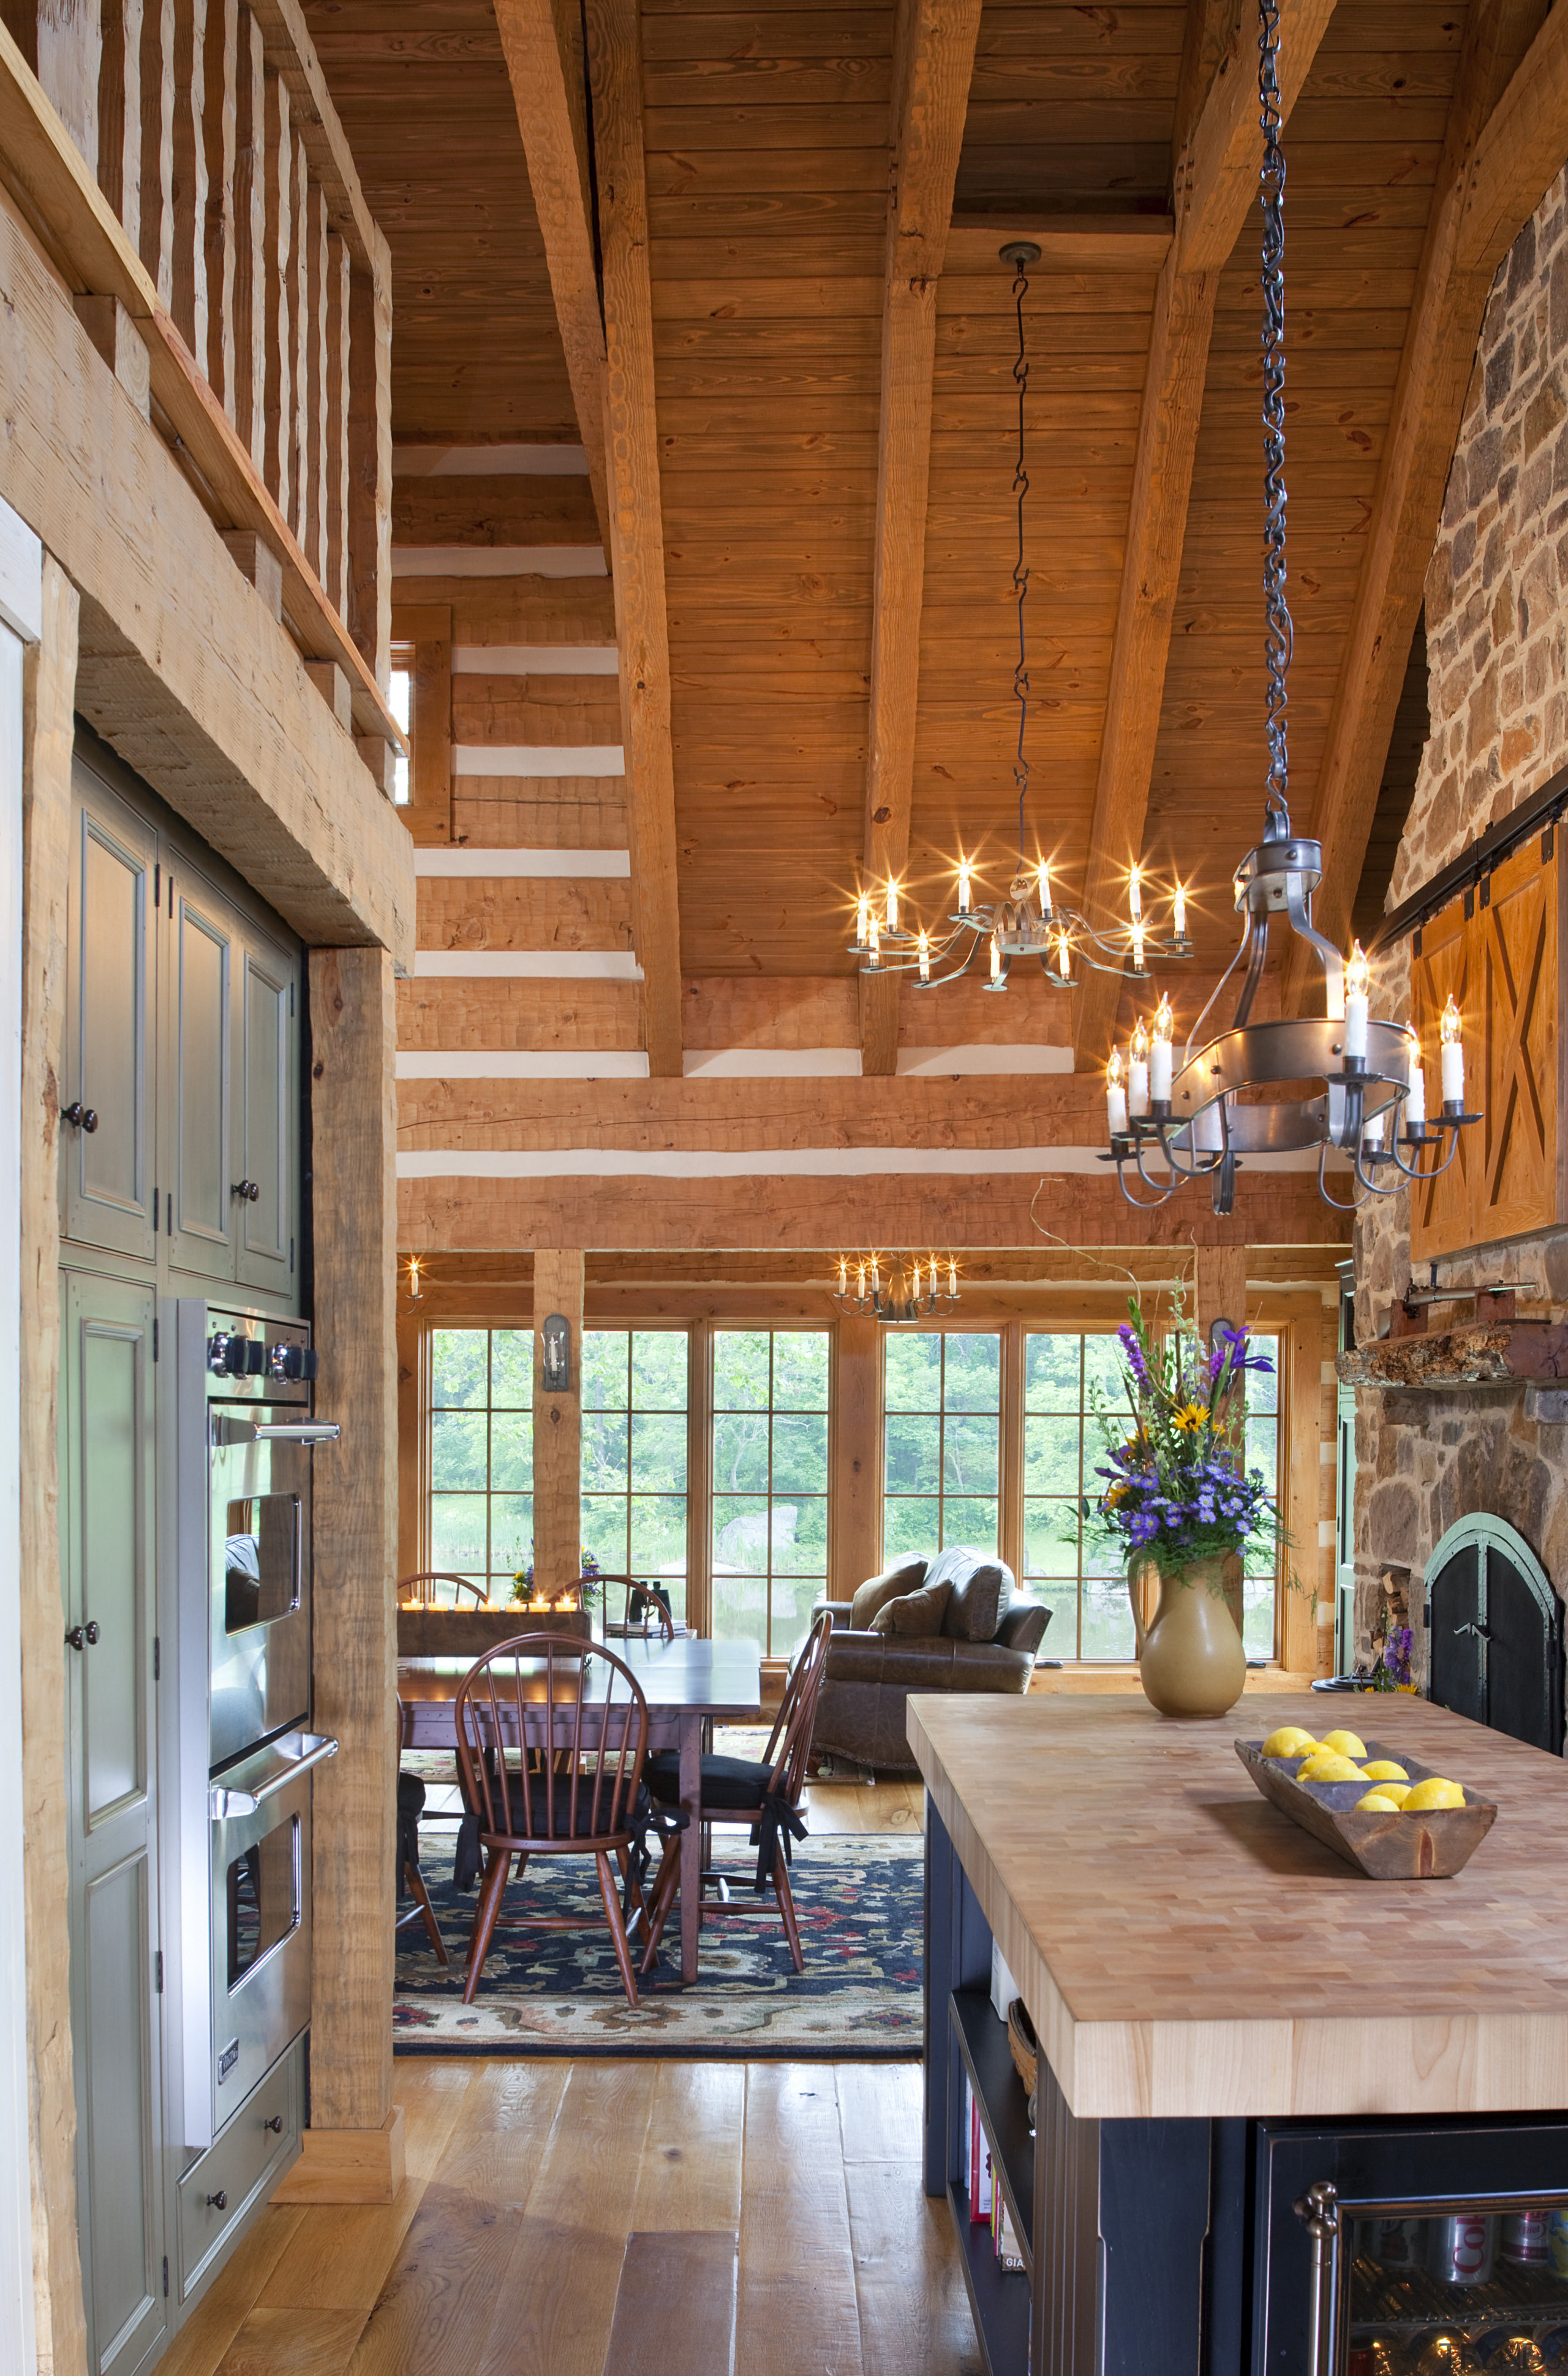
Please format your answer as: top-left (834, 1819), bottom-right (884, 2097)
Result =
top-left (855, 892), bottom-right (869, 947)
top-left (1126, 863), bottom-right (1143, 923)
top-left (1037, 859), bottom-right (1052, 914)
top-left (1106, 1046), bottom-right (1125, 1088)
top-left (1345, 939), bottom-right (1370, 1001)
top-left (1172, 882), bottom-right (1188, 939)
top-left (1130, 1015), bottom-right (1150, 1060)
top-left (957, 858), bottom-right (972, 913)
top-left (1152, 994), bottom-right (1174, 1043)
top-left (884, 877), bottom-right (899, 934)
top-left (1440, 993), bottom-right (1462, 1045)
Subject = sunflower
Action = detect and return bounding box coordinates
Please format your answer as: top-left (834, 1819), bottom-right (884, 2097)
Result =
top-left (1171, 1402), bottom-right (1210, 1434)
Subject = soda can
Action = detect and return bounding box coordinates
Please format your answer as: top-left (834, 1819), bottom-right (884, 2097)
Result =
top-left (1501, 2210), bottom-right (1554, 2264)
top-left (1378, 2216), bottom-right (1423, 2269)
top-left (1428, 2213), bottom-right (1496, 2286)
top-left (1550, 2209), bottom-right (1568, 2279)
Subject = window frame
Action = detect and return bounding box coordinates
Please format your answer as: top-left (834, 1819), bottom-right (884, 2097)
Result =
top-left (578, 1323), bottom-right (694, 1625)
top-left (422, 1323), bottom-right (535, 1600)
top-left (707, 1323), bottom-right (834, 1660)
top-left (880, 1325), bottom-right (1005, 1562)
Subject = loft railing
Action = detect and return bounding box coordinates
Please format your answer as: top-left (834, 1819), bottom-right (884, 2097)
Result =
top-left (0, 0), bottom-right (401, 764)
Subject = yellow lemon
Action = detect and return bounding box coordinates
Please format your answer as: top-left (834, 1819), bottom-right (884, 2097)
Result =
top-left (1372, 1782), bottom-right (1412, 1807)
top-left (1320, 1728), bottom-right (1368, 1760)
top-left (1360, 1760), bottom-right (1409, 1782)
top-left (1298, 1752), bottom-right (1364, 1784)
top-left (1262, 1726), bottom-right (1317, 1760)
top-left (1403, 1776), bottom-right (1466, 1812)
top-left (1355, 1790), bottom-right (1403, 1813)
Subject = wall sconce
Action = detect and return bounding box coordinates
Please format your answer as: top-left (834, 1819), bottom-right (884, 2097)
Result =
top-left (404, 1255), bottom-right (423, 1302)
top-left (541, 1312), bottom-right (573, 1394)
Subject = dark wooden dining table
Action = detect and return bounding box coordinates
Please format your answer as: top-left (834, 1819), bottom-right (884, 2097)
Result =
top-left (397, 1633), bottom-right (764, 1985)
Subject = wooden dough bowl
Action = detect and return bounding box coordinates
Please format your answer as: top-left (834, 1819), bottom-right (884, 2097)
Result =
top-left (396, 1606), bottom-right (592, 1659)
top-left (1234, 1736), bottom-right (1499, 1880)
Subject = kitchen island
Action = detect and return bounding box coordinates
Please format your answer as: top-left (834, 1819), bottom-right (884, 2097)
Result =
top-left (911, 1692), bottom-right (1568, 2375)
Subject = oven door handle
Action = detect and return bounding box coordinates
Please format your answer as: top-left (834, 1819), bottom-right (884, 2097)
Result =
top-left (213, 1418), bottom-right (342, 1448)
top-left (209, 1731), bottom-right (339, 1818)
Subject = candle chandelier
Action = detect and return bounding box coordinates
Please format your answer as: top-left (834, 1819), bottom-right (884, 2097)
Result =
top-left (832, 1254), bottom-right (960, 1327)
top-left (848, 242), bottom-right (1193, 992)
top-left (1098, 0), bottom-right (1482, 1216)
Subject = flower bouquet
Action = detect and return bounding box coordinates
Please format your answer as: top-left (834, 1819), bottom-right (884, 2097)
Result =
top-left (1087, 1297), bottom-right (1286, 1718)
top-left (509, 1545), bottom-right (603, 1609)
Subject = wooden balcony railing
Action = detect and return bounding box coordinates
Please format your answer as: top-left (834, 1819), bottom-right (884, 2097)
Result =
top-left (0, 0), bottom-right (402, 761)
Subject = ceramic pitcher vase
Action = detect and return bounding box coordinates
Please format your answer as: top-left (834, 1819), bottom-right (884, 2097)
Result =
top-left (1135, 1555), bottom-right (1247, 1719)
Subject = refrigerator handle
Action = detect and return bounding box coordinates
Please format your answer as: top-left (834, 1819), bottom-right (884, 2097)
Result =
top-left (209, 1731), bottom-right (339, 1818)
top-left (1294, 2181), bottom-right (1342, 2376)
top-left (213, 1417), bottom-right (342, 1447)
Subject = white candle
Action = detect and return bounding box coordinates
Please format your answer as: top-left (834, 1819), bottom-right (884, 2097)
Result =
top-left (1149, 996), bottom-right (1174, 1104)
top-left (884, 877), bottom-right (899, 934)
top-left (918, 928), bottom-right (930, 983)
top-left (1106, 1049), bottom-right (1128, 1138)
top-left (1037, 860), bottom-right (1052, 918)
top-left (1404, 1035), bottom-right (1426, 1128)
top-left (867, 913), bottom-right (880, 966)
top-left (1172, 882), bottom-right (1188, 942)
top-left (1343, 940), bottom-right (1370, 1062)
top-left (989, 936), bottom-right (1001, 983)
top-left (1440, 996), bottom-right (1464, 1105)
top-left (1129, 1018), bottom-right (1150, 1118)
top-left (1363, 1111), bottom-right (1385, 1155)
top-left (854, 893), bottom-right (869, 950)
top-left (957, 860), bottom-right (972, 915)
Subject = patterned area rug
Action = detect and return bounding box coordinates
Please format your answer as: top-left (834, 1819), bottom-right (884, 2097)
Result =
top-left (394, 1833), bottom-right (924, 2059)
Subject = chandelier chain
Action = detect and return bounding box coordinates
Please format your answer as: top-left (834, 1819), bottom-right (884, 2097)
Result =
top-left (1011, 258), bottom-right (1030, 870)
top-left (1259, 0), bottom-right (1292, 831)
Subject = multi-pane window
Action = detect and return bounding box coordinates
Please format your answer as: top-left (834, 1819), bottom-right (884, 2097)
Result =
top-left (883, 1333), bottom-right (1001, 1560)
top-left (1240, 1329), bottom-right (1283, 1660)
top-left (710, 1331), bottom-right (829, 1657)
top-left (579, 1329), bottom-right (690, 1623)
top-left (1022, 1333), bottom-right (1131, 1656)
top-left (426, 1328), bottom-right (532, 1598)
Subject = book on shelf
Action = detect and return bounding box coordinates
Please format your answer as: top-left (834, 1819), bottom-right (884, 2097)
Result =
top-left (962, 2079), bottom-right (1023, 2269)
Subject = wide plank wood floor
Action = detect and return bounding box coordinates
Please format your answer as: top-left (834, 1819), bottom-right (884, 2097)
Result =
top-left (158, 1779), bottom-right (973, 2376)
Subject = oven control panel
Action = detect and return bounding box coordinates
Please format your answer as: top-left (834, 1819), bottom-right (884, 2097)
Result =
top-left (203, 1311), bottom-right (314, 1404)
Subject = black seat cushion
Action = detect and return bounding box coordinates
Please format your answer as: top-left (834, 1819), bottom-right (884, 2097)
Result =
top-left (645, 1749), bottom-right (775, 1811)
top-left (396, 1769), bottom-right (426, 1893)
top-left (398, 1771), bottom-right (427, 1818)
top-left (469, 1763), bottom-right (647, 1842)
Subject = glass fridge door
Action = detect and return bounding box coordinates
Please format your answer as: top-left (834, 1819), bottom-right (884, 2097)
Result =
top-left (1342, 2203), bottom-right (1568, 2372)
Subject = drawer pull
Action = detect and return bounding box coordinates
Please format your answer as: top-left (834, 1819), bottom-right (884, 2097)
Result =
top-left (263, 2116), bottom-right (283, 2134)
top-left (206, 2191), bottom-right (228, 2212)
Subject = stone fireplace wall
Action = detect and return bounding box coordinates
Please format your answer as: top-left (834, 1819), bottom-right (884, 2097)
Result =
top-left (1354, 166), bottom-right (1568, 1692)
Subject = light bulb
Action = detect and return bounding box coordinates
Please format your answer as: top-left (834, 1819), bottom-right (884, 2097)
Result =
top-left (1149, 996), bottom-right (1174, 1103)
top-left (855, 893), bottom-right (869, 950)
top-left (1037, 859), bottom-right (1052, 917)
top-left (1343, 939), bottom-right (1370, 1061)
top-left (957, 858), bottom-right (972, 914)
top-left (1127, 864), bottom-right (1143, 924)
top-left (989, 936), bottom-right (1001, 982)
top-left (1440, 994), bottom-right (1464, 1105)
top-left (918, 926), bottom-right (930, 983)
top-left (407, 1255), bottom-right (423, 1300)
top-left (1173, 882), bottom-right (1188, 942)
top-left (885, 877), bottom-right (899, 934)
top-left (1106, 1047), bottom-right (1128, 1138)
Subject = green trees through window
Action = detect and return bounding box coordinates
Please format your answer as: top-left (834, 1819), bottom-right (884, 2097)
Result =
top-left (1022, 1332), bottom-right (1135, 1657)
top-left (883, 1332), bottom-right (1001, 1560)
top-left (426, 1328), bottom-right (533, 1599)
top-left (580, 1329), bottom-right (690, 1622)
top-left (710, 1330), bottom-right (829, 1657)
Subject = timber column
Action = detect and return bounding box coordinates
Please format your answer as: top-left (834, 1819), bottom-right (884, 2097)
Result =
top-left (279, 947), bottom-right (403, 2204)
top-left (532, 1250), bottom-right (585, 1599)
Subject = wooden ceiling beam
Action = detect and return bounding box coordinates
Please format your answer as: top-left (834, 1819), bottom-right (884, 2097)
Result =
top-left (859, 0), bottom-right (984, 1075)
top-left (1069, 0), bottom-right (1336, 1071)
top-left (1280, 0), bottom-right (1550, 1018)
top-left (493, 0), bottom-right (611, 547)
top-left (584, 0), bottom-right (683, 1078)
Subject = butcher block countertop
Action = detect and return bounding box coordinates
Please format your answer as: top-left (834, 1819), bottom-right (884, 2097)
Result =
top-left (909, 1691), bottom-right (1568, 2125)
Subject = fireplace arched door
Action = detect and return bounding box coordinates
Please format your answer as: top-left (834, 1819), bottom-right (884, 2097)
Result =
top-left (1425, 1513), bottom-right (1564, 1754)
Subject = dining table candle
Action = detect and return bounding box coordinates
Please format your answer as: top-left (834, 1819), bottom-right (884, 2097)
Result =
top-left (1106, 1048), bottom-right (1128, 1137)
top-left (1343, 940), bottom-right (1370, 1062)
top-left (1441, 995), bottom-right (1464, 1105)
top-left (1404, 1034), bottom-right (1426, 1128)
top-left (1149, 996), bottom-right (1174, 1104)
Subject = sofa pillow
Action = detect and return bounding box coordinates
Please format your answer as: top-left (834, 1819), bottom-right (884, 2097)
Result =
top-left (941, 1551), bottom-right (1014, 1642)
top-left (850, 1556), bottom-right (927, 1632)
top-left (871, 1576), bottom-right (954, 1637)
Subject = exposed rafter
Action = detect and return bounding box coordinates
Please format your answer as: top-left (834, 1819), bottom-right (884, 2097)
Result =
top-left (583, 0), bottom-right (683, 1078)
top-left (493, 0), bottom-right (611, 546)
top-left (1070, 0), bottom-right (1336, 1069)
top-left (858, 0), bottom-right (984, 1076)
top-left (1280, 1), bottom-right (1550, 1018)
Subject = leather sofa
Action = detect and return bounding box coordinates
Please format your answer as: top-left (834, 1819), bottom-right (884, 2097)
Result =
top-left (809, 1546), bottom-right (1051, 1777)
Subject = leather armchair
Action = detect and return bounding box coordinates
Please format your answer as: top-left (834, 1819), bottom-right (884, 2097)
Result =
top-left (808, 1586), bottom-right (1050, 1776)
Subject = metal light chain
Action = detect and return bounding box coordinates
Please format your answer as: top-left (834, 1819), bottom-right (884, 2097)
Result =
top-left (1259, 0), bottom-right (1292, 830)
top-left (1010, 251), bottom-right (1031, 868)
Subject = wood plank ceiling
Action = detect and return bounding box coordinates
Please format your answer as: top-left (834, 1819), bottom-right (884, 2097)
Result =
top-left (303, 0), bottom-right (1568, 1252)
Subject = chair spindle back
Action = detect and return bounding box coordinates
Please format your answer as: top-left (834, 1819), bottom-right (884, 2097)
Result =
top-left (454, 1634), bottom-right (649, 1845)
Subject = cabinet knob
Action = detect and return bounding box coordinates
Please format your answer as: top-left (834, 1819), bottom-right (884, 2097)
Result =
top-left (231, 1179), bottom-right (261, 1202)
top-left (62, 1102), bottom-right (97, 1133)
top-left (262, 2115), bottom-right (283, 2134)
top-left (205, 2191), bottom-right (228, 2211)
top-left (64, 1622), bottom-right (100, 1651)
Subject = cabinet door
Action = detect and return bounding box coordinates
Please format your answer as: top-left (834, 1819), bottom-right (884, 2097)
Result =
top-left (166, 868), bottom-right (238, 1284)
top-left (235, 934), bottom-right (298, 1295)
top-left (61, 1273), bottom-right (166, 2376)
top-left (61, 765), bottom-right (157, 1262)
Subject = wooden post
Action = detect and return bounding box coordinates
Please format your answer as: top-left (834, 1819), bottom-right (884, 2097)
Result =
top-left (278, 947), bottom-right (404, 2203)
top-left (532, 1250), bottom-right (584, 1600)
top-left (304, 180), bottom-right (327, 581)
top-left (261, 66), bottom-right (292, 521)
top-left (232, 4), bottom-right (263, 466)
top-left (201, 0), bottom-right (236, 411)
top-left (347, 250), bottom-right (392, 694)
top-left (831, 1314), bottom-right (881, 1593)
top-left (289, 131), bottom-right (309, 541)
top-left (97, 0), bottom-right (143, 255)
top-left (324, 228), bottom-right (349, 618)
top-left (169, 0), bottom-right (208, 361)
top-left (396, 1309), bottom-right (423, 1581)
top-left (18, 558), bottom-right (90, 2375)
top-left (137, 0), bottom-right (174, 303)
